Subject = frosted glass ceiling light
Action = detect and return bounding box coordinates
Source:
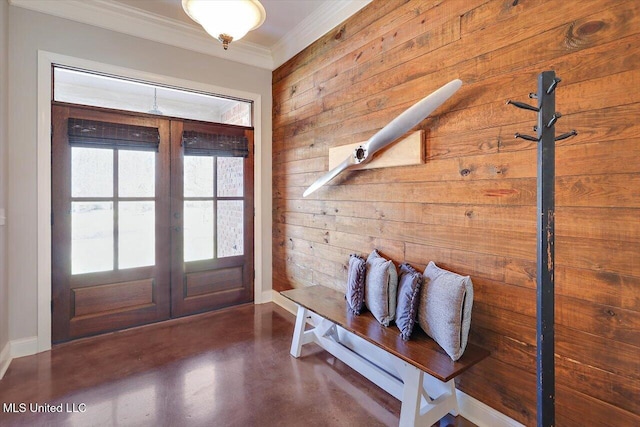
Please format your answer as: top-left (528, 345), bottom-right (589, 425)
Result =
top-left (182, 0), bottom-right (266, 50)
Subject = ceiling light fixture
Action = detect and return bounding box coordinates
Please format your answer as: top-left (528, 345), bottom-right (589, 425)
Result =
top-left (182, 0), bottom-right (266, 50)
top-left (148, 88), bottom-right (163, 115)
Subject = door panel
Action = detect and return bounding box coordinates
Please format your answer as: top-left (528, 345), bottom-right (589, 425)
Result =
top-left (170, 120), bottom-right (254, 317)
top-left (52, 105), bottom-right (171, 342)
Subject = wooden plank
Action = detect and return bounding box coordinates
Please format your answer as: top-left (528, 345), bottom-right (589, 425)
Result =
top-left (404, 242), bottom-right (507, 283)
top-left (557, 206), bottom-right (640, 243)
top-left (556, 383), bottom-right (640, 427)
top-left (278, 211), bottom-right (337, 231)
top-left (328, 131), bottom-right (424, 170)
top-left (328, 229), bottom-right (406, 263)
top-left (472, 278), bottom-right (537, 318)
top-left (333, 215), bottom-right (536, 260)
top-left (505, 256), bottom-right (640, 311)
top-left (556, 266), bottom-right (640, 312)
top-left (556, 235), bottom-right (640, 277)
top-left (556, 324), bottom-right (640, 380)
top-left (556, 294), bottom-right (640, 345)
top-left (276, 200), bottom-right (537, 233)
top-left (556, 351), bottom-right (640, 414)
top-left (456, 356), bottom-right (536, 426)
top-left (281, 285), bottom-right (490, 382)
top-left (277, 199), bottom-right (425, 223)
top-left (461, 0), bottom-right (550, 36)
top-left (556, 173), bottom-right (640, 208)
top-left (277, 179), bottom-right (538, 206)
top-left (276, 137), bottom-right (640, 190)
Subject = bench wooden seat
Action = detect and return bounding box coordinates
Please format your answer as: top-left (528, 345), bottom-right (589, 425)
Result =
top-left (281, 285), bottom-right (490, 427)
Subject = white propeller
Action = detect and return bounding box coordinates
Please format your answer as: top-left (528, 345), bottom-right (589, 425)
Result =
top-left (303, 79), bottom-right (463, 197)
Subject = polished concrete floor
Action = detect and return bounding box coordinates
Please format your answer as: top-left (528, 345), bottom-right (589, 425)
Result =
top-left (0, 303), bottom-right (475, 427)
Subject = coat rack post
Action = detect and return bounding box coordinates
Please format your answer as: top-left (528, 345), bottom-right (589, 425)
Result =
top-left (536, 70), bottom-right (557, 427)
top-left (508, 70), bottom-right (576, 426)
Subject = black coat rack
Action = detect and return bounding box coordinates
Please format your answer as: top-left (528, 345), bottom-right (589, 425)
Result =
top-left (508, 70), bottom-right (577, 427)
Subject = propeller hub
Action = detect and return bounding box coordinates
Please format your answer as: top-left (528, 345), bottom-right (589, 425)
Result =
top-left (353, 145), bottom-right (368, 164)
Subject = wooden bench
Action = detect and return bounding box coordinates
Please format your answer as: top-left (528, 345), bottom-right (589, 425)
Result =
top-left (281, 285), bottom-right (490, 427)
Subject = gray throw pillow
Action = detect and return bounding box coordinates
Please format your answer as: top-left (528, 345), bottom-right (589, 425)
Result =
top-left (395, 263), bottom-right (423, 341)
top-left (364, 250), bottom-right (398, 326)
top-left (345, 254), bottom-right (366, 314)
top-left (418, 261), bottom-right (473, 361)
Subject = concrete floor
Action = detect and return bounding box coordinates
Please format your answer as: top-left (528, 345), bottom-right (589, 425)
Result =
top-left (0, 302), bottom-right (475, 427)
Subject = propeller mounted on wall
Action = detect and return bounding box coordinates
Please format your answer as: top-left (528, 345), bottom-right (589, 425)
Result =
top-left (303, 79), bottom-right (463, 197)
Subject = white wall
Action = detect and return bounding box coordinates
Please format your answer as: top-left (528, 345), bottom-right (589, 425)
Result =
top-left (7, 6), bottom-right (273, 345)
top-left (0, 0), bottom-right (10, 370)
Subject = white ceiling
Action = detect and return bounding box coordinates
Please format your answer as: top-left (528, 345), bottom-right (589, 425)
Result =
top-left (9, 0), bottom-right (372, 69)
top-left (111, 0), bottom-right (330, 48)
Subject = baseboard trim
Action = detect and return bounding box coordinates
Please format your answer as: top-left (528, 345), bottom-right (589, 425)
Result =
top-left (457, 389), bottom-right (524, 427)
top-left (10, 336), bottom-right (39, 359)
top-left (258, 290), bottom-right (274, 304)
top-left (270, 290), bottom-right (522, 427)
top-left (0, 341), bottom-right (11, 379)
top-left (271, 290), bottom-right (297, 315)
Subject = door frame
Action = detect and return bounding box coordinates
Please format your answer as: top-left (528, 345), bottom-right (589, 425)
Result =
top-left (36, 50), bottom-right (269, 353)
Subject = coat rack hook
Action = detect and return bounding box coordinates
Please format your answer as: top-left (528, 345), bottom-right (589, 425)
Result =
top-left (555, 130), bottom-right (578, 141)
top-left (514, 132), bottom-right (540, 141)
top-left (546, 77), bottom-right (562, 94)
top-left (507, 100), bottom-right (539, 112)
top-left (546, 112), bottom-right (562, 128)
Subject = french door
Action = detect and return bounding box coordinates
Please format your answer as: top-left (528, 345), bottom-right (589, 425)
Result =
top-left (170, 120), bottom-right (254, 317)
top-left (52, 104), bottom-right (254, 343)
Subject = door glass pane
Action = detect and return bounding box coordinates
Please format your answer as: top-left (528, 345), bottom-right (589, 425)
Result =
top-left (184, 156), bottom-right (213, 197)
top-left (119, 150), bottom-right (155, 197)
top-left (72, 202), bottom-right (113, 274)
top-left (119, 202), bottom-right (155, 269)
top-left (71, 147), bottom-right (113, 197)
top-left (217, 200), bottom-right (243, 258)
top-left (184, 201), bottom-right (214, 262)
top-left (217, 157), bottom-right (243, 197)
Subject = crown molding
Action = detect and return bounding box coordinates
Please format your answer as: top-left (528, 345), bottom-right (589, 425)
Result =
top-left (9, 0), bottom-right (371, 70)
top-left (9, 0), bottom-right (274, 70)
top-left (270, 0), bottom-right (372, 69)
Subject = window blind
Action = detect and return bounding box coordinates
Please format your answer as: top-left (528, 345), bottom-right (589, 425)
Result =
top-left (182, 130), bottom-right (249, 158)
top-left (68, 118), bottom-right (160, 151)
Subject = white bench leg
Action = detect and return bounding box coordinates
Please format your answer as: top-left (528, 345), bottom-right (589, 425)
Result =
top-left (399, 364), bottom-right (459, 426)
top-left (399, 364), bottom-right (424, 427)
top-left (446, 379), bottom-right (460, 416)
top-left (290, 305), bottom-right (308, 357)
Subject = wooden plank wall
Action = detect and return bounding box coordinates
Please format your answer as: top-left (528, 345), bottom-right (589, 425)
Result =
top-left (272, 0), bottom-right (640, 425)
